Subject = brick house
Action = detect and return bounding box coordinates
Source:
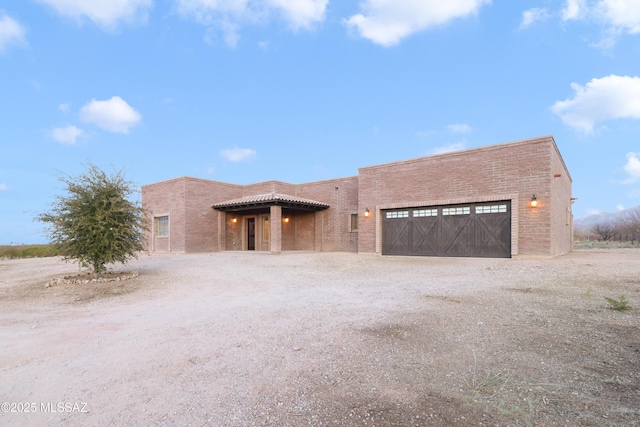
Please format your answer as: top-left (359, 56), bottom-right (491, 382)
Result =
top-left (142, 136), bottom-right (573, 258)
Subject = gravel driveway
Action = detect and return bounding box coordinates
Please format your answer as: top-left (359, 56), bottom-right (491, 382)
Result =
top-left (1, 250), bottom-right (639, 426)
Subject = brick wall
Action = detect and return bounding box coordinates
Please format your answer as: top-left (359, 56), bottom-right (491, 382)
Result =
top-left (550, 143), bottom-right (573, 256)
top-left (243, 180), bottom-right (296, 196)
top-left (142, 136), bottom-right (571, 257)
top-left (225, 213), bottom-right (243, 250)
top-left (291, 211), bottom-right (316, 251)
top-left (184, 178), bottom-right (241, 252)
top-left (142, 177), bottom-right (242, 253)
top-left (142, 177), bottom-right (186, 253)
top-left (296, 176), bottom-right (359, 252)
top-left (357, 136), bottom-right (570, 256)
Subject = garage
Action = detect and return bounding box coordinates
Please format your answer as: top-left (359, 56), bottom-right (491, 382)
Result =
top-left (382, 201), bottom-right (511, 258)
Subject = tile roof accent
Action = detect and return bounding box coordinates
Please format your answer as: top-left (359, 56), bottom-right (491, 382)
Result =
top-left (212, 192), bottom-right (330, 211)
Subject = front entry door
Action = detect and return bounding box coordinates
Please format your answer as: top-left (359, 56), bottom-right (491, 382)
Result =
top-left (247, 218), bottom-right (255, 250)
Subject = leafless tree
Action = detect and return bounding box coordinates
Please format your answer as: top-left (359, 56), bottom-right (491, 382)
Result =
top-left (591, 221), bottom-right (618, 241)
top-left (618, 207), bottom-right (640, 243)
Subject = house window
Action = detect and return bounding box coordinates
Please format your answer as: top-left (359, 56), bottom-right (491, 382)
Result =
top-left (351, 214), bottom-right (358, 231)
top-left (155, 216), bottom-right (169, 236)
top-left (263, 216), bottom-right (269, 241)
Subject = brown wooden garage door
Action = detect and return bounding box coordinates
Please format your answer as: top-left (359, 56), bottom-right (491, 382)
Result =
top-left (382, 201), bottom-right (511, 258)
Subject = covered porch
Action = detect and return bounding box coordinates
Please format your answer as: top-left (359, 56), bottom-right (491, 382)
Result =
top-left (212, 193), bottom-right (330, 253)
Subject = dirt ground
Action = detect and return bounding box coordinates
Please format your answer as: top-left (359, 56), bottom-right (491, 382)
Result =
top-left (0, 250), bottom-right (639, 427)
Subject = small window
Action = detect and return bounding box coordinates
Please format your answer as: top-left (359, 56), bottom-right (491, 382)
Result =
top-left (413, 209), bottom-right (438, 217)
top-left (386, 211), bottom-right (409, 219)
top-left (475, 205), bottom-right (507, 214)
top-left (351, 214), bottom-right (358, 231)
top-left (442, 207), bottom-right (470, 216)
top-left (155, 216), bottom-right (169, 237)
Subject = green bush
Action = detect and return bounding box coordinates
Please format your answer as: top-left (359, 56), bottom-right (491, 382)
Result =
top-left (604, 295), bottom-right (632, 312)
top-left (35, 164), bottom-right (147, 277)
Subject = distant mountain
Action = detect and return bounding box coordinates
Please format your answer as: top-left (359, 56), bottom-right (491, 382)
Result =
top-left (574, 206), bottom-right (640, 232)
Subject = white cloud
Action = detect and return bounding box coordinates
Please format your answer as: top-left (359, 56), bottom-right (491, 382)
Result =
top-left (35, 0), bottom-right (153, 31)
top-left (598, 0), bottom-right (640, 34)
top-left (550, 75), bottom-right (640, 133)
top-left (80, 96), bottom-right (142, 133)
top-left (175, 0), bottom-right (248, 23)
top-left (586, 208), bottom-right (601, 215)
top-left (0, 183), bottom-right (9, 191)
top-left (220, 147), bottom-right (256, 162)
top-left (175, 0), bottom-right (327, 47)
top-left (343, 0), bottom-right (491, 47)
top-left (562, 0), bottom-right (586, 21)
top-left (447, 123), bottom-right (472, 134)
top-left (432, 142), bottom-right (466, 155)
top-left (58, 103), bottom-right (70, 113)
top-left (520, 8), bottom-right (550, 29)
top-left (561, 0), bottom-right (640, 43)
top-left (0, 13), bottom-right (26, 52)
top-left (50, 125), bottom-right (85, 144)
top-left (268, 0), bottom-right (328, 30)
top-left (624, 152), bottom-right (640, 182)
top-left (616, 203), bottom-right (625, 210)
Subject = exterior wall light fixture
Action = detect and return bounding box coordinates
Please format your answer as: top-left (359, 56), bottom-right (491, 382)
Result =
top-left (231, 217), bottom-right (237, 223)
top-left (283, 217), bottom-right (290, 223)
top-left (364, 208), bottom-right (370, 217)
top-left (530, 195), bottom-right (538, 208)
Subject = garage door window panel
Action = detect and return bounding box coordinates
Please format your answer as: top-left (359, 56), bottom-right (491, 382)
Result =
top-left (442, 207), bottom-right (470, 216)
top-left (386, 211), bottom-right (409, 219)
top-left (413, 209), bottom-right (437, 217)
top-left (476, 205), bottom-right (507, 214)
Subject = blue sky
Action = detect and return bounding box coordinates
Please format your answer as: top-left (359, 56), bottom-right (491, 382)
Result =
top-left (1, 0), bottom-right (639, 244)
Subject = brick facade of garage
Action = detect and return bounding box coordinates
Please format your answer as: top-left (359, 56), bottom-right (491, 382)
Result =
top-left (142, 136), bottom-right (573, 257)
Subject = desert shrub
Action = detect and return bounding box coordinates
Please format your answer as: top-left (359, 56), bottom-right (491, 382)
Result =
top-left (35, 164), bottom-right (147, 277)
top-left (20, 245), bottom-right (60, 258)
top-left (0, 248), bottom-right (21, 259)
top-left (0, 244), bottom-right (61, 259)
top-left (604, 295), bottom-right (632, 312)
top-left (573, 240), bottom-right (639, 250)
